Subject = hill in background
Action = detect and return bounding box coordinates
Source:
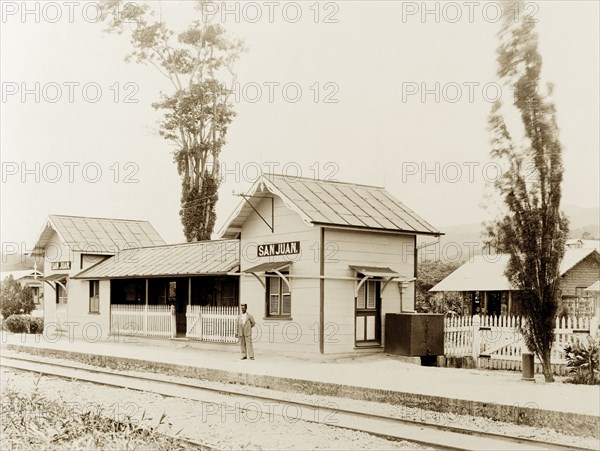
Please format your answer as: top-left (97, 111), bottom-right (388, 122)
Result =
top-left (418, 204), bottom-right (599, 262)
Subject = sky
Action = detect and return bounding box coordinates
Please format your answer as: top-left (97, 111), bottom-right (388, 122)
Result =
top-left (1, 0), bottom-right (599, 252)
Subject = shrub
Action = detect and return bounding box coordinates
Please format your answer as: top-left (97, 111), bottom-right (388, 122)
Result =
top-left (30, 317), bottom-right (44, 334)
top-left (3, 314), bottom-right (43, 334)
top-left (564, 336), bottom-right (600, 385)
top-left (0, 276), bottom-right (35, 318)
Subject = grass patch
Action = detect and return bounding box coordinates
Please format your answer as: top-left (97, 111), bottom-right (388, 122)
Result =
top-left (0, 374), bottom-right (204, 450)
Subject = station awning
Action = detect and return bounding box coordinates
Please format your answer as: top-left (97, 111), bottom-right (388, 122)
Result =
top-left (43, 273), bottom-right (68, 281)
top-left (42, 273), bottom-right (68, 292)
top-left (349, 265), bottom-right (400, 278)
top-left (350, 265), bottom-right (405, 297)
top-left (244, 261), bottom-right (293, 273)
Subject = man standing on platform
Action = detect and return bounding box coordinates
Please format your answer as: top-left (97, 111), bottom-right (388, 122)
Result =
top-left (236, 303), bottom-right (255, 360)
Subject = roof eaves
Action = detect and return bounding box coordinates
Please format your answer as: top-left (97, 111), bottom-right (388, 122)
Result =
top-left (560, 249), bottom-right (599, 275)
top-left (261, 175), bottom-right (315, 227)
top-left (314, 222), bottom-right (443, 236)
top-left (30, 216), bottom-right (67, 255)
top-left (217, 178), bottom-right (263, 238)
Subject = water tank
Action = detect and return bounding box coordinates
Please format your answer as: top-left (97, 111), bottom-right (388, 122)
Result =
top-left (384, 313), bottom-right (444, 356)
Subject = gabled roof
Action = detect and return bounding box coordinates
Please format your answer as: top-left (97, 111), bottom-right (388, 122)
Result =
top-left (430, 249), bottom-right (600, 292)
top-left (586, 281), bottom-right (600, 292)
top-left (430, 254), bottom-right (513, 292)
top-left (0, 269), bottom-right (43, 281)
top-left (31, 215), bottom-right (165, 256)
top-left (219, 174), bottom-right (441, 238)
top-left (559, 248), bottom-right (600, 274)
top-left (74, 240), bottom-right (239, 279)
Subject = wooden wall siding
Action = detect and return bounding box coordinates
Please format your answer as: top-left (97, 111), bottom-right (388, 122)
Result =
top-left (42, 232), bottom-right (113, 339)
top-left (560, 254), bottom-right (600, 296)
top-left (323, 228), bottom-right (416, 353)
top-left (239, 196), bottom-right (320, 275)
top-left (42, 231), bottom-right (71, 330)
top-left (240, 195), bottom-right (320, 352)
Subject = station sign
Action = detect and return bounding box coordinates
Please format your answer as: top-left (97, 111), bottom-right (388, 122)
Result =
top-left (257, 241), bottom-right (300, 257)
top-left (51, 261), bottom-right (71, 270)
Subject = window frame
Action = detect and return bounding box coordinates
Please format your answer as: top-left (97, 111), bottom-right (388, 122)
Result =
top-left (89, 280), bottom-right (100, 314)
top-left (265, 272), bottom-right (291, 318)
top-left (56, 282), bottom-right (67, 305)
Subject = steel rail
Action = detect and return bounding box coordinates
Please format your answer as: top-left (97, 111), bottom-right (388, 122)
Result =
top-left (0, 354), bottom-right (590, 451)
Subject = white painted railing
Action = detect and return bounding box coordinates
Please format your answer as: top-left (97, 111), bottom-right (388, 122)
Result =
top-left (110, 304), bottom-right (173, 338)
top-left (445, 315), bottom-right (600, 365)
top-left (186, 305), bottom-right (238, 343)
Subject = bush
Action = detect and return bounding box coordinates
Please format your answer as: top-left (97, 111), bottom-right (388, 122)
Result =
top-left (3, 314), bottom-right (43, 334)
top-left (564, 336), bottom-right (600, 385)
top-left (0, 276), bottom-right (35, 318)
top-left (30, 317), bottom-right (44, 334)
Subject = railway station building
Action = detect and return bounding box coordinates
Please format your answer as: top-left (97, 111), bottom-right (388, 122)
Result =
top-left (33, 174), bottom-right (442, 354)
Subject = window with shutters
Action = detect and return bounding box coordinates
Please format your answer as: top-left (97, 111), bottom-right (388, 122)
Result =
top-left (357, 280), bottom-right (378, 310)
top-left (266, 272), bottom-right (291, 318)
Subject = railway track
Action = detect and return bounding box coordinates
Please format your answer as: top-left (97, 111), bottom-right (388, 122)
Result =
top-left (0, 353), bottom-right (590, 451)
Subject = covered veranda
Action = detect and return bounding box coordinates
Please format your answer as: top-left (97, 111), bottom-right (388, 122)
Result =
top-left (74, 240), bottom-right (240, 340)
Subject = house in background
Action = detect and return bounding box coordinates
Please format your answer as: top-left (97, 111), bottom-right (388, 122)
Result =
top-left (430, 248), bottom-right (600, 317)
top-left (0, 269), bottom-right (44, 316)
top-left (585, 280), bottom-right (600, 318)
top-left (30, 215), bottom-right (165, 332)
top-left (565, 239), bottom-right (600, 252)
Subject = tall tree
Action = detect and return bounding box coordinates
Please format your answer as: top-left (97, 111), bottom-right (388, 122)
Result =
top-left (487, 1), bottom-right (569, 382)
top-left (99, 1), bottom-right (243, 240)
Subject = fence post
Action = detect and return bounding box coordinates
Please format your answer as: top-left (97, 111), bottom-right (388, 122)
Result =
top-left (472, 315), bottom-right (480, 367)
top-left (144, 304), bottom-right (148, 336)
top-left (170, 305), bottom-right (176, 338)
top-left (590, 316), bottom-right (599, 340)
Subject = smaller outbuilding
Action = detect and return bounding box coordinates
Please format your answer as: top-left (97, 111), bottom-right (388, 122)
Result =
top-left (431, 249), bottom-right (600, 317)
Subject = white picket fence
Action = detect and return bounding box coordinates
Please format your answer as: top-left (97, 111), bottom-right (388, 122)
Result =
top-left (186, 305), bottom-right (238, 343)
top-left (110, 304), bottom-right (174, 338)
top-left (445, 315), bottom-right (600, 365)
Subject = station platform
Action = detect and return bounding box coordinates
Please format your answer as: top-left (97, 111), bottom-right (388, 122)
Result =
top-left (1, 332), bottom-right (599, 437)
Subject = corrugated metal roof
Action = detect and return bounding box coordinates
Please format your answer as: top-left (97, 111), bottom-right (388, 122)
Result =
top-left (31, 215), bottom-right (165, 255)
top-left (74, 240), bottom-right (239, 279)
top-left (431, 249), bottom-right (600, 292)
top-left (219, 174), bottom-right (441, 238)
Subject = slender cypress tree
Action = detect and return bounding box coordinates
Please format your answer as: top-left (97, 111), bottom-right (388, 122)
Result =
top-left (487, 1), bottom-right (569, 382)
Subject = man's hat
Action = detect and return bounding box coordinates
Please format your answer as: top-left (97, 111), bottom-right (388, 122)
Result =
top-left (241, 303), bottom-right (247, 307)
